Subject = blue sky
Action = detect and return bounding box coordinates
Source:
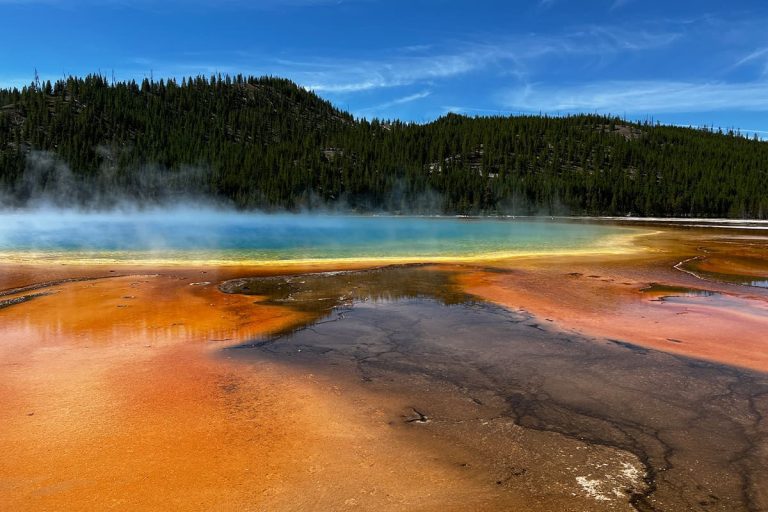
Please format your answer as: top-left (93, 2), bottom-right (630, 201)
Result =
top-left (2, 0), bottom-right (768, 136)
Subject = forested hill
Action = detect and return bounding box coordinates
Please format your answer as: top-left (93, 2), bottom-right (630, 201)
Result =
top-left (1, 74), bottom-right (766, 217)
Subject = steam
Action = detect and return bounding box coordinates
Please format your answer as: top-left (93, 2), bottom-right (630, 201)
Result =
top-left (2, 150), bottom-right (222, 212)
top-left (0, 150), bottom-right (570, 216)
top-left (0, 150), bottom-right (612, 265)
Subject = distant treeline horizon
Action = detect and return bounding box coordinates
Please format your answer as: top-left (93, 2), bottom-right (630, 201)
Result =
top-left (1, 74), bottom-right (766, 217)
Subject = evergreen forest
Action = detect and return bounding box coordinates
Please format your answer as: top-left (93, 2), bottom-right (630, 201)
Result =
top-left (1, 74), bottom-right (766, 217)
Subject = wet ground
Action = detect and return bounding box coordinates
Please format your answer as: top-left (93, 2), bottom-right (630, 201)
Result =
top-left (222, 265), bottom-right (768, 511)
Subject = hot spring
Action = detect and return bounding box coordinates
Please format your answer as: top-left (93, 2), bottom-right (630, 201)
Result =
top-left (0, 210), bottom-right (641, 265)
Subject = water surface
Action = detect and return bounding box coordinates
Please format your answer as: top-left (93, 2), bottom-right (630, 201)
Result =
top-left (0, 211), bottom-right (637, 264)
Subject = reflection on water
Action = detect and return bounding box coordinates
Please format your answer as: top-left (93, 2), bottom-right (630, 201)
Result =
top-left (0, 274), bottom-right (294, 350)
top-left (640, 283), bottom-right (719, 298)
top-left (640, 283), bottom-right (768, 318)
top-left (677, 253), bottom-right (768, 290)
top-left (684, 267), bottom-right (768, 290)
top-left (220, 264), bottom-right (473, 337)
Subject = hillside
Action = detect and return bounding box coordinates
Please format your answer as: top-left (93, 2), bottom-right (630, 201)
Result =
top-left (1, 74), bottom-right (766, 217)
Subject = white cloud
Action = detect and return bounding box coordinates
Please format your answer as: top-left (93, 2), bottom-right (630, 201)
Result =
top-left (295, 26), bottom-right (678, 94)
top-left (377, 90), bottom-right (432, 107)
top-left (732, 47), bottom-right (768, 77)
top-left (357, 90), bottom-right (432, 113)
top-left (301, 50), bottom-right (489, 93)
top-left (735, 47), bottom-right (768, 67)
top-left (501, 80), bottom-right (768, 113)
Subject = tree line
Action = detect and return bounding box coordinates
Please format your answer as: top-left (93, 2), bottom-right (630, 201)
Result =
top-left (1, 74), bottom-right (766, 217)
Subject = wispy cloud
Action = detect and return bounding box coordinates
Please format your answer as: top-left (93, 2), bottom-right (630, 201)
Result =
top-left (732, 47), bottom-right (768, 77)
top-left (301, 51), bottom-right (486, 93)
top-left (357, 89), bottom-right (431, 110)
top-left (293, 26), bottom-right (679, 94)
top-left (501, 80), bottom-right (768, 113)
top-left (735, 47), bottom-right (768, 67)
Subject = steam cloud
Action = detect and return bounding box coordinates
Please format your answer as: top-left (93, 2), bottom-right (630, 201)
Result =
top-left (0, 152), bottom-right (604, 262)
top-left (0, 149), bottom-right (567, 216)
top-left (1, 150), bottom-right (219, 212)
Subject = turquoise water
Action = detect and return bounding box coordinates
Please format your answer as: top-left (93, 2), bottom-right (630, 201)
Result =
top-left (0, 210), bottom-right (636, 263)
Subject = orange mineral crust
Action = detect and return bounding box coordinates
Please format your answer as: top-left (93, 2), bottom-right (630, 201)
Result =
top-left (0, 274), bottom-right (304, 509)
top-left (1, 270), bottom-right (634, 511)
top-left (453, 235), bottom-right (768, 373)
